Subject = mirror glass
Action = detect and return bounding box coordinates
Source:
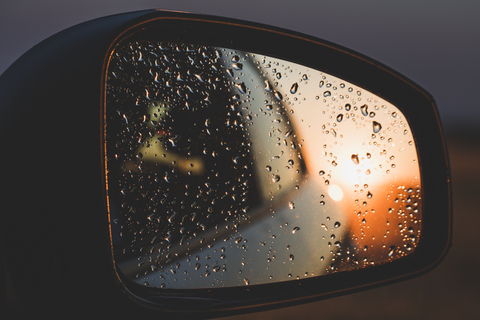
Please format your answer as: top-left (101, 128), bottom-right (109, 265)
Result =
top-left (105, 42), bottom-right (422, 289)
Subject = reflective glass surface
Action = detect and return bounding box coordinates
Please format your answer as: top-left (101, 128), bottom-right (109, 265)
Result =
top-left (105, 42), bottom-right (422, 289)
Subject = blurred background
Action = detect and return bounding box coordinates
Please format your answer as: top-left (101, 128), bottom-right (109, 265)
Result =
top-left (1, 1), bottom-right (479, 319)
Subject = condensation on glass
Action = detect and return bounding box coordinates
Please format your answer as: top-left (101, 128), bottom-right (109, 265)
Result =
top-left (104, 41), bottom-right (422, 289)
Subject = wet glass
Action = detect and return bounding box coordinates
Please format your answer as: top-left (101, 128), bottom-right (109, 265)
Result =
top-left (104, 42), bottom-right (422, 289)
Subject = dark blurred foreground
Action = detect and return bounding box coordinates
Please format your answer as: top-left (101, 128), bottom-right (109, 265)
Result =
top-left (219, 127), bottom-right (480, 320)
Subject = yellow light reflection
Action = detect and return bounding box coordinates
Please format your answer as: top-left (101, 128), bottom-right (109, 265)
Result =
top-left (328, 184), bottom-right (344, 201)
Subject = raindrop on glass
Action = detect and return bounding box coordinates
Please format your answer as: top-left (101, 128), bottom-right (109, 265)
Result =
top-left (351, 154), bottom-right (360, 165)
top-left (274, 91), bottom-right (283, 101)
top-left (236, 82), bottom-right (247, 94)
top-left (289, 201), bottom-right (295, 209)
top-left (361, 104), bottom-right (368, 117)
top-left (264, 80), bottom-right (272, 92)
top-left (290, 82), bottom-right (299, 94)
top-left (373, 121), bottom-right (382, 133)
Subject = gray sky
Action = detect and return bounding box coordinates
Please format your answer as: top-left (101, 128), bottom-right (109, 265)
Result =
top-left (1, 0), bottom-right (479, 128)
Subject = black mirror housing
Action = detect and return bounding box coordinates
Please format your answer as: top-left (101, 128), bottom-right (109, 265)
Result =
top-left (0, 10), bottom-right (451, 318)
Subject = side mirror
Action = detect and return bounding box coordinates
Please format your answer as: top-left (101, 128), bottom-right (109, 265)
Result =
top-left (0, 10), bottom-right (451, 318)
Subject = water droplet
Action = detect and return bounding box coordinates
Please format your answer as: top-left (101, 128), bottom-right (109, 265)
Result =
top-left (289, 254), bottom-right (295, 261)
top-left (351, 154), bottom-right (359, 165)
top-left (388, 246), bottom-right (396, 257)
top-left (319, 80), bottom-right (324, 88)
top-left (276, 72), bottom-right (282, 79)
top-left (367, 191), bottom-right (373, 199)
top-left (244, 278), bottom-right (250, 285)
top-left (264, 80), bottom-right (272, 92)
top-left (232, 62), bottom-right (243, 70)
top-left (290, 82), bottom-right (299, 94)
top-left (288, 159), bottom-right (294, 165)
top-left (319, 170), bottom-right (325, 176)
top-left (334, 221), bottom-right (341, 228)
top-left (345, 103), bottom-right (351, 111)
top-left (274, 91), bottom-right (283, 101)
top-left (266, 165), bottom-right (272, 172)
top-left (292, 226), bottom-right (300, 234)
top-left (272, 175), bottom-right (281, 183)
top-left (373, 121), bottom-right (382, 133)
top-left (289, 201), bottom-right (295, 209)
top-left (236, 82), bottom-right (247, 94)
top-left (323, 91), bottom-right (331, 97)
top-left (361, 104), bottom-right (368, 116)
top-left (336, 114), bottom-right (343, 122)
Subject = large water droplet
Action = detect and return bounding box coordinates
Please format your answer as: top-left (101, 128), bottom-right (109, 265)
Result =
top-left (351, 154), bottom-right (360, 165)
top-left (236, 82), bottom-right (247, 94)
top-left (264, 80), bottom-right (272, 92)
top-left (274, 91), bottom-right (283, 101)
top-left (323, 91), bottom-right (331, 97)
top-left (361, 104), bottom-right (368, 117)
top-left (336, 114), bottom-right (343, 122)
top-left (373, 121), bottom-right (382, 133)
top-left (290, 82), bottom-right (299, 94)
